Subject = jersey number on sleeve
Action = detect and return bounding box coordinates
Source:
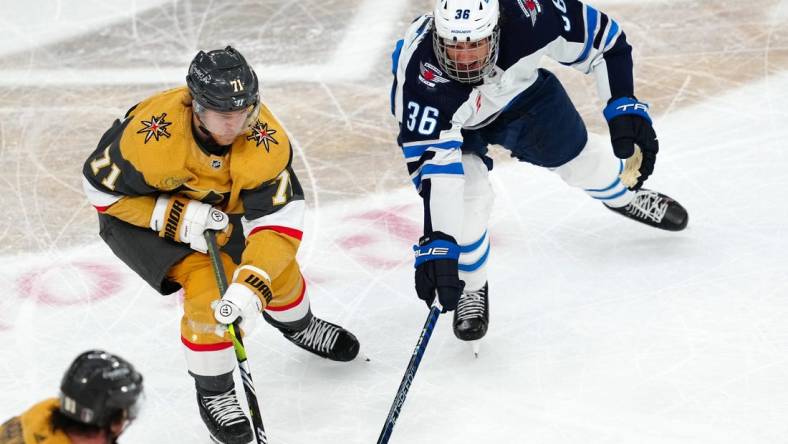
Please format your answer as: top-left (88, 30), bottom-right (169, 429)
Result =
top-left (89, 147), bottom-right (122, 190)
top-left (406, 101), bottom-right (439, 136)
top-left (552, 0), bottom-right (571, 31)
top-left (272, 169), bottom-right (291, 206)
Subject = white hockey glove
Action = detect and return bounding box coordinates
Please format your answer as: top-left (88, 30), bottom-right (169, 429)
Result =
top-left (213, 283), bottom-right (264, 336)
top-left (150, 195), bottom-right (230, 253)
top-left (214, 265), bottom-right (273, 336)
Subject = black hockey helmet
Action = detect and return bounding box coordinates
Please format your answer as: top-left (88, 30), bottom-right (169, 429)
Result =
top-left (186, 46), bottom-right (259, 112)
top-left (59, 350), bottom-right (143, 427)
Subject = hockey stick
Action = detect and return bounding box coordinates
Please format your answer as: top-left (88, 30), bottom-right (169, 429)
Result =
top-left (204, 230), bottom-right (269, 444)
top-left (376, 301), bottom-right (442, 444)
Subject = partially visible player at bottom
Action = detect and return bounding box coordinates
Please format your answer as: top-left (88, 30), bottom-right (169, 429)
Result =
top-left (0, 350), bottom-right (143, 444)
top-left (81, 46), bottom-right (359, 444)
top-left (393, 0), bottom-right (689, 343)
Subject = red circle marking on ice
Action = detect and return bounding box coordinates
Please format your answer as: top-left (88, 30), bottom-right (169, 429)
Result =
top-left (349, 206), bottom-right (421, 240)
top-left (17, 261), bottom-right (123, 306)
top-left (334, 206), bottom-right (421, 270)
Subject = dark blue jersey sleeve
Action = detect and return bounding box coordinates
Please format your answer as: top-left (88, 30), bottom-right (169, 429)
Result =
top-left (540, 0), bottom-right (635, 101)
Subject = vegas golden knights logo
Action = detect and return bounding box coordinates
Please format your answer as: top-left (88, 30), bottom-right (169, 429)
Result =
top-left (246, 120), bottom-right (278, 152)
top-left (0, 417), bottom-right (24, 444)
top-left (137, 113), bottom-right (173, 143)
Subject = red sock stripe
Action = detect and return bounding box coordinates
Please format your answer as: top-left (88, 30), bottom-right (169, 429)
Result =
top-left (181, 336), bottom-right (233, 352)
top-left (94, 205), bottom-right (110, 213)
top-left (249, 225), bottom-right (303, 241)
top-left (266, 277), bottom-right (306, 312)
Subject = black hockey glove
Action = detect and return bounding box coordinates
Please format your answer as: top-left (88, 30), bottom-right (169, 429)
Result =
top-left (413, 231), bottom-right (465, 312)
top-left (604, 97), bottom-right (659, 190)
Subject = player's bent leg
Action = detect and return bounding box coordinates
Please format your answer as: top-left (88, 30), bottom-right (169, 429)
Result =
top-left (552, 134), bottom-right (688, 231)
top-left (454, 154), bottom-right (492, 341)
top-left (170, 253), bottom-right (253, 444)
top-left (553, 133), bottom-right (635, 207)
top-left (264, 261), bottom-right (360, 362)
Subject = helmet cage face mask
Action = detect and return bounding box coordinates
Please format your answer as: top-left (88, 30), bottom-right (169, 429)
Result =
top-left (432, 28), bottom-right (500, 84)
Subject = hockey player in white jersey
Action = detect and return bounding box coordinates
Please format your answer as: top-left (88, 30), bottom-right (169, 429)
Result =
top-left (392, 0), bottom-right (688, 342)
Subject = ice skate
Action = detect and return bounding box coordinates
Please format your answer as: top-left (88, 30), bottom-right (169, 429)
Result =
top-left (453, 283), bottom-right (489, 342)
top-left (282, 316), bottom-right (360, 362)
top-left (605, 189), bottom-right (688, 231)
top-left (196, 387), bottom-right (253, 444)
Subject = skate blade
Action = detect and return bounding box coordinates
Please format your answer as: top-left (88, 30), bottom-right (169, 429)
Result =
top-left (209, 433), bottom-right (254, 444)
top-left (471, 340), bottom-right (481, 358)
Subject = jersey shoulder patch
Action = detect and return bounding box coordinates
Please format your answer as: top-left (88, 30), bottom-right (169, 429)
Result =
top-left (231, 103), bottom-right (292, 189)
top-left (397, 35), bottom-right (473, 143)
top-left (17, 399), bottom-right (70, 444)
top-left (118, 87), bottom-right (192, 180)
top-left (509, 0), bottom-right (545, 26)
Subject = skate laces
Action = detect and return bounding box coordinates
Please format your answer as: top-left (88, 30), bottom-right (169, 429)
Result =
top-left (456, 288), bottom-right (486, 322)
top-left (289, 318), bottom-right (340, 354)
top-left (201, 389), bottom-right (247, 427)
top-left (626, 190), bottom-right (668, 223)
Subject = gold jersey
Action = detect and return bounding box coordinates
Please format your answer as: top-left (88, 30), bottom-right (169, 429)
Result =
top-left (0, 399), bottom-right (71, 444)
top-left (82, 87), bottom-right (305, 285)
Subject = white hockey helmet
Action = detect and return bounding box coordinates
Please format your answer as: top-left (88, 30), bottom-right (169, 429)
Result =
top-left (432, 0), bottom-right (501, 84)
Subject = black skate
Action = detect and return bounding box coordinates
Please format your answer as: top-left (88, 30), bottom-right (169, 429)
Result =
top-left (282, 316), bottom-right (360, 362)
top-left (453, 283), bottom-right (489, 341)
top-left (196, 387), bottom-right (252, 444)
top-left (605, 189), bottom-right (688, 231)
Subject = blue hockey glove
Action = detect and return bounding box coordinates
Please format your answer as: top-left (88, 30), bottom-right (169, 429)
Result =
top-left (604, 97), bottom-right (659, 190)
top-left (413, 231), bottom-right (465, 312)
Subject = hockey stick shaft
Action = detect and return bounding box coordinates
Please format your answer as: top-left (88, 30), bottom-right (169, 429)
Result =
top-left (376, 303), bottom-right (442, 444)
top-left (204, 231), bottom-right (269, 444)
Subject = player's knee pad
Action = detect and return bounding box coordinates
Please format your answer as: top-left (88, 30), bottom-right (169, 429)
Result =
top-left (553, 133), bottom-right (633, 207)
top-left (459, 154), bottom-right (493, 291)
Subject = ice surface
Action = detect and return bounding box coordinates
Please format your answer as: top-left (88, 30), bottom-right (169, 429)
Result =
top-left (0, 1), bottom-right (787, 443)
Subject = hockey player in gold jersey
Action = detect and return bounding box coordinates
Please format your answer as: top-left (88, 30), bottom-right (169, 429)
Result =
top-left (81, 46), bottom-right (360, 444)
top-left (0, 350), bottom-right (143, 444)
